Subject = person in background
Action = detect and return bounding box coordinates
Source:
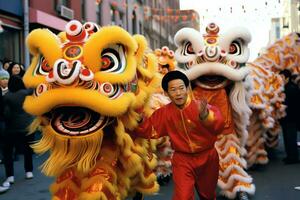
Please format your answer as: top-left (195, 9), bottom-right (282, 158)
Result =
top-left (7, 62), bottom-right (25, 77)
top-left (160, 64), bottom-right (170, 75)
top-left (134, 71), bottom-right (224, 200)
top-left (280, 70), bottom-right (300, 164)
top-left (2, 59), bottom-right (11, 71)
top-left (0, 63), bottom-right (10, 193)
top-left (0, 65), bottom-right (9, 96)
top-left (0, 75), bottom-right (34, 193)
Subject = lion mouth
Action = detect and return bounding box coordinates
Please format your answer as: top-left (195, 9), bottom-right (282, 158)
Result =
top-left (197, 75), bottom-right (228, 88)
top-left (48, 107), bottom-right (112, 136)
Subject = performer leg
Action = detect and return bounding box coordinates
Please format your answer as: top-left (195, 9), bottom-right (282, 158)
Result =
top-left (195, 148), bottom-right (219, 200)
top-left (132, 192), bottom-right (144, 200)
top-left (172, 152), bottom-right (195, 200)
top-left (282, 122), bottom-right (299, 163)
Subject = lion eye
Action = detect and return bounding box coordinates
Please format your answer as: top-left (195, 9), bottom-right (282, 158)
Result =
top-left (182, 41), bottom-right (195, 55)
top-left (100, 44), bottom-right (126, 73)
top-left (229, 41), bottom-right (242, 55)
top-left (35, 56), bottom-right (52, 76)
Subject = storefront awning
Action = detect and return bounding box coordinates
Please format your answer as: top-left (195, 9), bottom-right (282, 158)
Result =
top-left (29, 8), bottom-right (68, 31)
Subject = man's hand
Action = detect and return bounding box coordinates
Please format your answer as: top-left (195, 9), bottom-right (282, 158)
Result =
top-left (199, 99), bottom-right (209, 120)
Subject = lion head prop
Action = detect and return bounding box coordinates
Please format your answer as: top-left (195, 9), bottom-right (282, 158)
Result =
top-left (23, 20), bottom-right (160, 199)
top-left (173, 23), bottom-right (300, 199)
top-left (154, 46), bottom-right (176, 75)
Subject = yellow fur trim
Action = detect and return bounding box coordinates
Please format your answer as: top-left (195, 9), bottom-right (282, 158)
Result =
top-left (135, 182), bottom-right (160, 195)
top-left (83, 26), bottom-right (137, 72)
top-left (24, 29), bottom-right (62, 88)
top-left (50, 179), bottom-right (81, 196)
top-left (26, 29), bottom-right (62, 63)
top-left (22, 56), bottom-right (46, 88)
top-left (23, 88), bottom-right (136, 116)
top-left (31, 126), bottom-right (103, 176)
top-left (57, 32), bottom-right (67, 43)
top-left (133, 35), bottom-right (148, 64)
top-left (28, 117), bottom-right (42, 134)
top-left (137, 54), bottom-right (158, 79)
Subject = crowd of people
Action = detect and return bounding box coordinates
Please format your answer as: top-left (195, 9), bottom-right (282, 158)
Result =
top-left (0, 59), bottom-right (35, 193)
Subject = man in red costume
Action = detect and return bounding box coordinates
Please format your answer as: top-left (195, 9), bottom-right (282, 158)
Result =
top-left (135, 71), bottom-right (224, 200)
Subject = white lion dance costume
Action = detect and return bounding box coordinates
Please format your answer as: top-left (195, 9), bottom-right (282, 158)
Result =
top-left (245, 32), bottom-right (300, 167)
top-left (174, 23), bottom-right (300, 199)
top-left (23, 20), bottom-right (161, 199)
top-left (174, 23), bottom-right (255, 199)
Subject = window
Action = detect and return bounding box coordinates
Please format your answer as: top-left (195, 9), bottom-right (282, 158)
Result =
top-left (81, 0), bottom-right (85, 22)
top-left (132, 11), bottom-right (137, 34)
top-left (110, 7), bottom-right (116, 25)
top-left (275, 26), bottom-right (280, 39)
top-left (96, 3), bottom-right (102, 25)
top-left (61, 0), bottom-right (70, 7)
top-left (139, 22), bottom-right (143, 34)
top-left (0, 26), bottom-right (22, 63)
top-left (119, 12), bottom-right (124, 27)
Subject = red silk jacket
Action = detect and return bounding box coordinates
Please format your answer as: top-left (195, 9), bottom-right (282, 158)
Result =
top-left (135, 99), bottom-right (224, 153)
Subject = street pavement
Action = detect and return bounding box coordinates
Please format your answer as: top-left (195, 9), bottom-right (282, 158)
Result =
top-left (0, 135), bottom-right (299, 200)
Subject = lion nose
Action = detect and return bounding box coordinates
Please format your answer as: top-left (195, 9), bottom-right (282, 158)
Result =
top-left (52, 59), bottom-right (81, 85)
top-left (203, 46), bottom-right (220, 62)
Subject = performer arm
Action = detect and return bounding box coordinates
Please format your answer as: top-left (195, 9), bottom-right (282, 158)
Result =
top-left (134, 108), bottom-right (168, 139)
top-left (200, 104), bottom-right (225, 134)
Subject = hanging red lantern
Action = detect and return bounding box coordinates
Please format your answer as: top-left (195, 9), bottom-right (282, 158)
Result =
top-left (95, 0), bottom-right (101, 5)
top-left (111, 1), bottom-right (118, 8)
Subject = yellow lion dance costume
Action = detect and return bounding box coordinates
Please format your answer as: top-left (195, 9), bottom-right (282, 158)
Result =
top-left (23, 20), bottom-right (161, 199)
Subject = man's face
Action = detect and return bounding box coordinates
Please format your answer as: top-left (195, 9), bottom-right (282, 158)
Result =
top-left (0, 78), bottom-right (8, 88)
top-left (167, 79), bottom-right (188, 108)
top-left (161, 67), bottom-right (169, 75)
top-left (12, 64), bottom-right (21, 75)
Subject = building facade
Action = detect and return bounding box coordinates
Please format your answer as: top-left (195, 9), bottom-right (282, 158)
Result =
top-left (281, 0), bottom-right (300, 36)
top-left (0, 0), bottom-right (200, 66)
top-left (0, 0), bottom-right (25, 64)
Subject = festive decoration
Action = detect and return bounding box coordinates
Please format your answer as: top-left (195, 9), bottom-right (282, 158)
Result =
top-left (95, 0), bottom-right (101, 5)
top-left (174, 22), bottom-right (300, 199)
top-left (24, 20), bottom-right (161, 199)
top-left (174, 23), bottom-right (254, 199)
top-left (246, 33), bottom-right (300, 166)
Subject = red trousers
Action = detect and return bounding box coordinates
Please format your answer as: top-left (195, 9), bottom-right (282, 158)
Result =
top-left (172, 148), bottom-right (219, 200)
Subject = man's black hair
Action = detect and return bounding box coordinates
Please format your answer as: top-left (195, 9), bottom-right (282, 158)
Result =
top-left (161, 70), bottom-right (189, 91)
